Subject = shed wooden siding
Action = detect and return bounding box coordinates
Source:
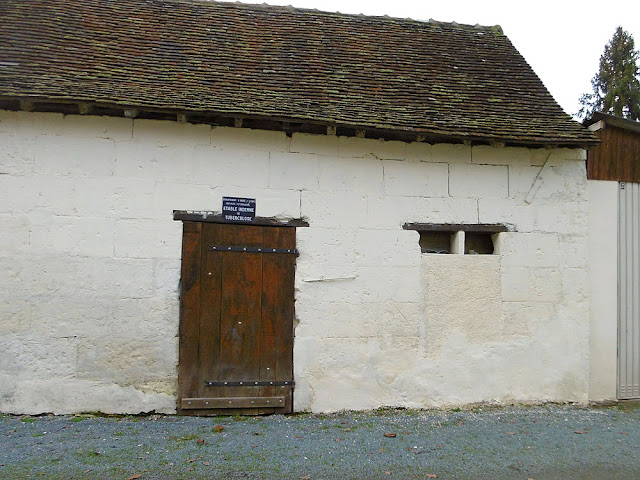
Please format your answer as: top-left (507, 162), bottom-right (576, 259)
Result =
top-left (588, 125), bottom-right (640, 182)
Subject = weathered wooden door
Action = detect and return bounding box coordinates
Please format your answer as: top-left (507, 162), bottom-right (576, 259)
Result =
top-left (178, 222), bottom-right (296, 415)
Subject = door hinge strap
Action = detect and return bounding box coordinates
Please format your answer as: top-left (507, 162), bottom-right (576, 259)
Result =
top-left (182, 396), bottom-right (285, 409)
top-left (209, 245), bottom-right (298, 255)
top-left (206, 380), bottom-right (294, 387)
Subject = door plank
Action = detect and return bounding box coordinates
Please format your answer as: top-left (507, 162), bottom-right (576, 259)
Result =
top-left (177, 221), bottom-right (202, 414)
top-left (219, 224), bottom-right (264, 415)
top-left (275, 227), bottom-right (296, 413)
top-left (198, 223), bottom-right (223, 399)
top-left (258, 227), bottom-right (280, 414)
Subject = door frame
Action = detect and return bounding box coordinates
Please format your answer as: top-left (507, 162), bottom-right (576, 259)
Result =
top-left (173, 211), bottom-right (307, 415)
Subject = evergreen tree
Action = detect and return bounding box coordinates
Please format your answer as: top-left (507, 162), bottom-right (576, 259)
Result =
top-left (578, 27), bottom-right (640, 121)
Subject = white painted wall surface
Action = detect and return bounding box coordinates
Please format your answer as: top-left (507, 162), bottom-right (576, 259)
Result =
top-left (0, 110), bottom-right (591, 414)
top-left (587, 180), bottom-right (618, 402)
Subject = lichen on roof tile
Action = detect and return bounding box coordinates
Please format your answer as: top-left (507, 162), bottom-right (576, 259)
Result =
top-left (0, 0), bottom-right (596, 146)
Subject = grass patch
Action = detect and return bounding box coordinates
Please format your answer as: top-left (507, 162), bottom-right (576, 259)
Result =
top-left (21, 417), bottom-right (36, 423)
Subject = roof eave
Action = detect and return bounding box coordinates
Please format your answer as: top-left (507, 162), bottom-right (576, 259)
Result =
top-left (0, 94), bottom-right (598, 149)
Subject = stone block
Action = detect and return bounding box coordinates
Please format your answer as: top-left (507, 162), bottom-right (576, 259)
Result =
top-left (431, 143), bottom-right (471, 164)
top-left (34, 136), bottom-right (116, 177)
top-left (61, 114), bottom-right (132, 142)
top-left (338, 136), bottom-right (406, 160)
top-left (502, 301), bottom-right (557, 337)
top-left (0, 335), bottom-right (77, 377)
top-left (154, 181), bottom-right (218, 219)
top-left (30, 296), bottom-right (115, 338)
top-left (114, 142), bottom-right (197, 182)
top-left (295, 300), bottom-right (422, 340)
top-left (0, 111), bottom-right (65, 137)
top-left (318, 155), bottom-right (383, 193)
top-left (383, 159), bottom-right (449, 197)
top-left (296, 227), bottom-right (357, 267)
top-left (561, 267), bottom-right (588, 299)
top-left (290, 132), bottom-right (338, 157)
top-left (560, 234), bottom-right (588, 268)
top-left (133, 118), bottom-right (211, 147)
top-left (0, 300), bottom-right (32, 334)
top-left (269, 152), bottom-right (319, 190)
top-left (508, 164), bottom-right (567, 201)
top-left (0, 215), bottom-right (30, 254)
top-left (0, 174), bottom-right (75, 215)
top-left (192, 148), bottom-right (270, 189)
top-left (449, 164), bottom-right (508, 198)
top-left (114, 219), bottom-right (181, 259)
top-left (1, 134), bottom-right (36, 175)
top-left (153, 258), bottom-right (181, 296)
top-left (357, 265), bottom-right (422, 303)
top-left (300, 190), bottom-right (367, 228)
top-left (30, 215), bottom-right (115, 257)
top-left (501, 266), bottom-right (532, 302)
top-left (74, 177), bottom-right (156, 219)
top-left (406, 141), bottom-right (433, 162)
top-left (478, 198), bottom-right (534, 232)
top-left (500, 232), bottom-right (560, 267)
top-left (76, 336), bottom-right (176, 384)
top-left (355, 228), bottom-right (420, 267)
top-left (531, 147), bottom-right (587, 166)
top-left (212, 126), bottom-right (288, 152)
top-left (366, 195), bottom-right (478, 229)
top-left (472, 145), bottom-right (531, 165)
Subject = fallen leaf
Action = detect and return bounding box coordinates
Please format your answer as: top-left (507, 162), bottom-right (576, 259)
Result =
top-left (385, 472), bottom-right (391, 476)
top-left (299, 476), bottom-right (311, 480)
top-left (197, 438), bottom-right (205, 444)
top-left (127, 475), bottom-right (142, 480)
top-left (203, 462), bottom-right (210, 466)
top-left (253, 432), bottom-right (261, 436)
top-left (186, 459), bottom-right (195, 464)
top-left (383, 433), bottom-right (397, 438)
top-left (295, 435), bottom-right (303, 439)
top-left (82, 470), bottom-right (91, 474)
top-left (506, 432), bottom-right (516, 435)
top-left (622, 432), bottom-right (629, 435)
top-left (402, 431), bottom-right (410, 434)
top-left (341, 421), bottom-right (349, 424)
top-left (436, 444), bottom-right (445, 448)
top-left (213, 425), bottom-right (225, 433)
top-left (426, 475), bottom-right (438, 479)
top-left (575, 430), bottom-right (586, 434)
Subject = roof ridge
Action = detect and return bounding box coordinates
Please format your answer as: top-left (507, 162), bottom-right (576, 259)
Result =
top-left (158, 0), bottom-right (502, 32)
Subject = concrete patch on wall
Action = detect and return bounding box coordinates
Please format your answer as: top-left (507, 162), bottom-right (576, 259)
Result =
top-left (0, 110), bottom-right (592, 414)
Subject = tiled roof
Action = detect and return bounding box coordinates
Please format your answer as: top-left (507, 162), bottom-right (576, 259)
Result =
top-left (0, 0), bottom-right (597, 146)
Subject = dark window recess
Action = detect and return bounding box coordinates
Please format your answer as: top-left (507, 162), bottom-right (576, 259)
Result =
top-left (404, 223), bottom-right (508, 255)
top-left (419, 231), bottom-right (451, 254)
top-left (465, 233), bottom-right (495, 254)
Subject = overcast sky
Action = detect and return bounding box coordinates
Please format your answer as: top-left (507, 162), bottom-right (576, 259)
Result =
top-left (218, 0), bottom-right (640, 119)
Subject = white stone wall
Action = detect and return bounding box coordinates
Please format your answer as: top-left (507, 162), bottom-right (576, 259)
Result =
top-left (587, 180), bottom-right (618, 401)
top-left (0, 110), bottom-right (591, 414)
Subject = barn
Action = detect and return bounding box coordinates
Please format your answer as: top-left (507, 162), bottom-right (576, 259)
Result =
top-left (0, 0), bottom-right (600, 414)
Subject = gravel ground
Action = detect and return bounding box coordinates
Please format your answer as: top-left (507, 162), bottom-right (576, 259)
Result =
top-left (1, 403), bottom-right (639, 479)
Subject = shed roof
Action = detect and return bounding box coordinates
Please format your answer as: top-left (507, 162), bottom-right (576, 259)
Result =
top-left (0, 0), bottom-right (597, 147)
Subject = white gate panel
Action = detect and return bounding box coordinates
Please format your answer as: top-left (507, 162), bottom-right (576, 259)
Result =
top-left (619, 182), bottom-right (640, 399)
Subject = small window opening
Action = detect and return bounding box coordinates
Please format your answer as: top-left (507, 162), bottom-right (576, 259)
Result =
top-left (404, 223), bottom-right (508, 255)
top-left (419, 231), bottom-right (451, 254)
top-left (465, 233), bottom-right (494, 254)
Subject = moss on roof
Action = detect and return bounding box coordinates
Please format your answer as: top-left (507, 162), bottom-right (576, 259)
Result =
top-left (0, 0), bottom-right (597, 146)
